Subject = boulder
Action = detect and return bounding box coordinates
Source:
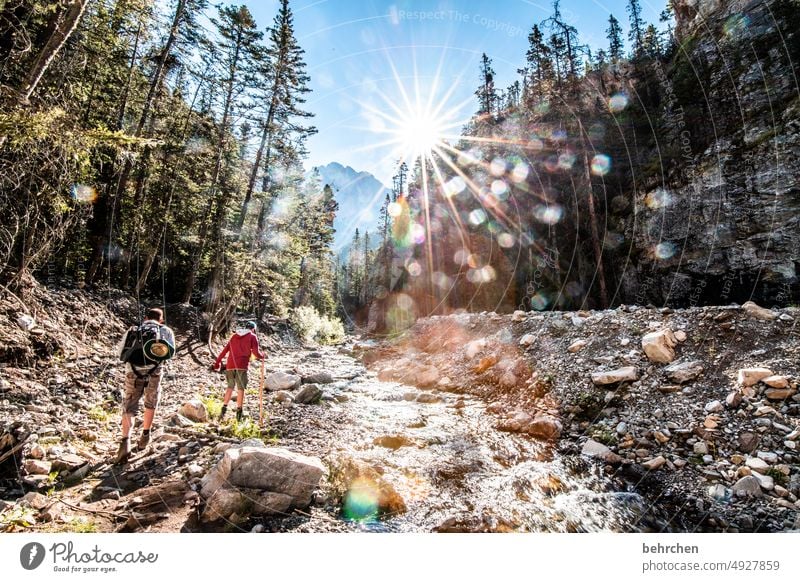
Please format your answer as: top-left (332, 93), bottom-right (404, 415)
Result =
top-left (302, 371), bottom-right (333, 384)
top-left (737, 368), bottom-right (773, 387)
top-left (373, 435), bottom-right (413, 450)
top-left (581, 439), bottom-right (623, 464)
top-left (201, 446), bottom-right (325, 508)
top-left (756, 451), bottom-right (778, 464)
top-left (732, 476), bottom-right (763, 497)
top-left (567, 339), bottom-right (588, 353)
top-left (704, 400), bottom-right (724, 413)
top-left (20, 492), bottom-right (49, 510)
top-left (512, 310), bottom-right (526, 322)
top-left (745, 457), bottom-right (769, 473)
top-left (762, 375), bottom-right (790, 389)
top-left (641, 329), bottom-right (677, 363)
top-left (737, 432), bottom-right (759, 453)
top-left (416, 393), bottom-right (441, 404)
top-left (273, 391), bottom-right (294, 404)
top-left (51, 453), bottom-right (86, 473)
top-left (674, 330), bottom-right (687, 342)
top-left (519, 334), bottom-right (536, 347)
top-left (264, 371), bottom-right (301, 392)
top-left (28, 444), bottom-right (45, 460)
top-left (179, 399), bottom-right (209, 423)
top-left (294, 384), bottom-right (322, 405)
top-left (251, 491), bottom-right (293, 516)
top-left (591, 366), bottom-right (639, 385)
top-left (201, 488), bottom-right (250, 523)
top-left (23, 459), bottom-right (51, 475)
top-left (664, 360), bottom-right (704, 384)
top-left (765, 388), bottom-right (796, 400)
top-left (725, 391), bottom-right (742, 408)
top-left (742, 301), bottom-right (778, 321)
top-left (642, 456), bottom-right (666, 471)
top-left (527, 415), bottom-right (562, 441)
top-left (751, 471), bottom-right (774, 491)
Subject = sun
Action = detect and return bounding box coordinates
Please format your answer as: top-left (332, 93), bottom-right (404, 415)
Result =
top-left (398, 109), bottom-right (446, 157)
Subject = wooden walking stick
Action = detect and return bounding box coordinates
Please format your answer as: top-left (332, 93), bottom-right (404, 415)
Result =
top-left (258, 359), bottom-right (265, 427)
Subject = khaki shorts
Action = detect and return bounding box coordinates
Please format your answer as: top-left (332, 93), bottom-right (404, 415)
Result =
top-left (122, 367), bottom-right (163, 414)
top-left (225, 369), bottom-right (248, 391)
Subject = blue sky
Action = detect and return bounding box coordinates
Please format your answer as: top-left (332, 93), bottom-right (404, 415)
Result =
top-left (245, 0), bottom-right (668, 184)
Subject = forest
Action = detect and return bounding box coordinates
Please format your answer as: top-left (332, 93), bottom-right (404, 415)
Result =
top-left (1, 0), bottom-right (798, 336)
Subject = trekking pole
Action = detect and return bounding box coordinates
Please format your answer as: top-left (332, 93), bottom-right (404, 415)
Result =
top-left (258, 359), bottom-right (265, 427)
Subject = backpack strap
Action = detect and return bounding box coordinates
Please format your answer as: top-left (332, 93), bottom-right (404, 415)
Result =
top-left (131, 363), bottom-right (161, 379)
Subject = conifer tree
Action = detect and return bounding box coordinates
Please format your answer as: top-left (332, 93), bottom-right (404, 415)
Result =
top-left (606, 14), bottom-right (624, 62)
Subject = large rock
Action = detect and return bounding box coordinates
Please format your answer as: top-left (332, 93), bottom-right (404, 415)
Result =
top-left (264, 371), bottom-right (301, 392)
top-left (179, 399), bottom-right (208, 423)
top-left (745, 457), bottom-right (769, 474)
top-left (581, 439), bottom-right (623, 464)
top-left (201, 488), bottom-right (250, 523)
top-left (641, 329), bottom-right (677, 363)
top-left (527, 415), bottom-right (562, 441)
top-left (23, 459), bottom-right (51, 475)
top-left (201, 446), bottom-right (325, 508)
top-left (50, 453), bottom-right (86, 473)
top-left (591, 366), bottom-right (639, 385)
top-left (742, 301), bottom-right (778, 321)
top-left (732, 475), bottom-right (763, 497)
top-left (664, 360), bottom-right (704, 384)
top-left (762, 375), bottom-right (790, 389)
top-left (642, 456), bottom-right (666, 471)
top-left (294, 384), bottom-right (322, 405)
top-left (765, 387), bottom-right (797, 400)
top-left (302, 371), bottom-right (333, 384)
top-left (567, 339), bottom-right (588, 353)
top-left (737, 368), bottom-right (773, 386)
top-left (737, 432), bottom-right (760, 453)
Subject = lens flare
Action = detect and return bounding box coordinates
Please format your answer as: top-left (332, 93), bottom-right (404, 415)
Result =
top-left (490, 157), bottom-right (507, 176)
top-left (511, 162), bottom-right (530, 183)
top-left (608, 93), bottom-right (629, 113)
top-left (444, 176), bottom-right (466, 197)
top-left (590, 154), bottom-right (611, 176)
top-left (491, 180), bottom-right (508, 197)
top-left (71, 184), bottom-right (97, 203)
top-left (534, 205), bottom-right (564, 225)
top-left (645, 188), bottom-right (673, 209)
top-left (655, 242), bottom-right (677, 260)
top-left (469, 208), bottom-right (487, 225)
top-left (342, 478), bottom-right (379, 522)
top-left (498, 233), bottom-right (515, 248)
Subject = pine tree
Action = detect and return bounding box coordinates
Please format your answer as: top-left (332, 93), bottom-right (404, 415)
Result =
top-left (525, 24), bottom-right (554, 100)
top-left (642, 24), bottom-right (662, 58)
top-left (627, 0), bottom-right (645, 57)
top-left (184, 4), bottom-right (263, 307)
top-left (544, 0), bottom-right (582, 83)
top-left (243, 0), bottom-right (316, 237)
top-left (475, 53), bottom-right (498, 117)
top-left (606, 14), bottom-right (624, 62)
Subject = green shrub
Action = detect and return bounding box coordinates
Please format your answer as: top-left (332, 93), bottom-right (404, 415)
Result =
top-left (289, 305), bottom-right (345, 345)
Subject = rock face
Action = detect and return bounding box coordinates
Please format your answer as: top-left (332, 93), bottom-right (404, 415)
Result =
top-left (264, 371), bottom-right (301, 392)
top-left (591, 366), bottom-right (639, 385)
top-left (618, 0), bottom-right (800, 307)
top-left (641, 330), bottom-right (677, 363)
top-left (200, 446), bottom-right (325, 513)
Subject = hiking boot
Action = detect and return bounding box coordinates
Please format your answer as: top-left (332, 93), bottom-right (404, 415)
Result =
top-left (236, 408), bottom-right (243, 422)
top-left (114, 439), bottom-right (131, 465)
top-left (219, 405), bottom-right (228, 421)
top-left (137, 431), bottom-right (150, 451)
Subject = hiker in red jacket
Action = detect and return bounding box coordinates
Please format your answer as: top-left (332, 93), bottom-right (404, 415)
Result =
top-left (212, 321), bottom-right (265, 421)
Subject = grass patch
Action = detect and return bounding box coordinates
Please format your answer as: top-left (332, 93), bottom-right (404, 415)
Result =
top-left (0, 506), bottom-right (37, 531)
top-left (201, 393), bottom-right (223, 420)
top-left (588, 425), bottom-right (618, 446)
top-left (226, 418), bottom-right (279, 445)
top-left (766, 468), bottom-right (788, 487)
top-left (87, 406), bottom-right (110, 422)
top-left (64, 518), bottom-right (97, 533)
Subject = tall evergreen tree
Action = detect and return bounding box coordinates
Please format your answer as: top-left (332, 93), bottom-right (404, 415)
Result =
top-left (475, 53), bottom-right (498, 117)
top-left (242, 0), bottom-right (316, 237)
top-left (627, 0), bottom-right (645, 57)
top-left (606, 14), bottom-right (624, 62)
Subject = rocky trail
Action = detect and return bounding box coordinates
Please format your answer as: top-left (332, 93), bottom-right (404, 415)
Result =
top-left (1, 284), bottom-right (800, 533)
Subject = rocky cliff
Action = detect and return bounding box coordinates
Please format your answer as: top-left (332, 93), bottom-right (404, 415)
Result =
top-left (620, 0), bottom-right (799, 306)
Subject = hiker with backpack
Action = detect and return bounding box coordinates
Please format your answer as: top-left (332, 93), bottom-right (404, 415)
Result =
top-left (212, 320), bottom-right (265, 422)
top-left (115, 307), bottom-right (176, 464)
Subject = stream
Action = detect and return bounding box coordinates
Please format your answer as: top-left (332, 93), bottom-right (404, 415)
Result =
top-left (267, 349), bottom-right (675, 533)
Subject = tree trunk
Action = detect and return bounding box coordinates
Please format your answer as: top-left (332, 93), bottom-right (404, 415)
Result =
top-left (580, 134), bottom-right (608, 308)
top-left (17, 0), bottom-right (89, 103)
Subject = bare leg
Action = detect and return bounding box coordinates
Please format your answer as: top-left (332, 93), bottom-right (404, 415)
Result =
top-left (223, 387), bottom-right (234, 405)
top-left (142, 408), bottom-right (156, 430)
top-left (121, 413), bottom-right (133, 438)
top-left (236, 389), bottom-right (244, 408)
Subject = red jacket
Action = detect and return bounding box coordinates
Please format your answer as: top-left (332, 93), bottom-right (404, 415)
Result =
top-left (214, 331), bottom-right (265, 370)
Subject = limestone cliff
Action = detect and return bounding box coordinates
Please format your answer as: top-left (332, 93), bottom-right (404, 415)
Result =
top-left (619, 0), bottom-right (799, 306)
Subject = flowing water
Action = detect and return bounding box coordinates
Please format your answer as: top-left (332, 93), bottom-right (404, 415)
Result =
top-left (278, 360), bottom-right (675, 533)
